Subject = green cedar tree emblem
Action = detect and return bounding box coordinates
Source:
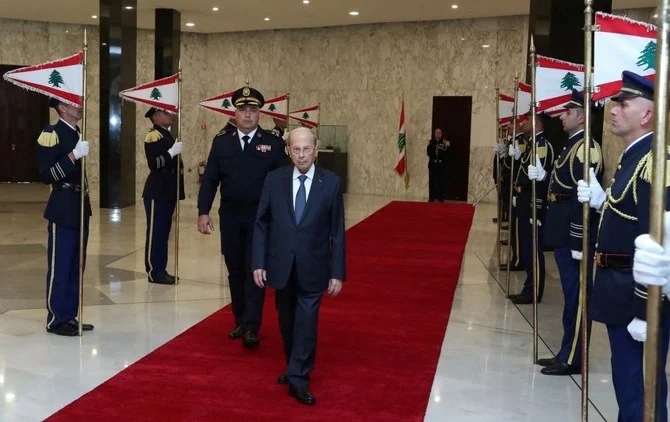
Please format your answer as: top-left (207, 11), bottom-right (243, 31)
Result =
top-left (48, 70), bottom-right (64, 88)
top-left (637, 41), bottom-right (656, 70)
top-left (560, 72), bottom-right (581, 91)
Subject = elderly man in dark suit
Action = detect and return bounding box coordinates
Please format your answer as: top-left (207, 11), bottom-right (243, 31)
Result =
top-left (252, 127), bottom-right (346, 406)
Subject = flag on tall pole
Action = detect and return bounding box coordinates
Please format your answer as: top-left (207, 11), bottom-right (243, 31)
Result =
top-left (394, 100), bottom-right (409, 188)
top-left (2, 52), bottom-right (84, 106)
top-left (593, 12), bottom-right (656, 101)
top-left (199, 90), bottom-right (235, 117)
top-left (289, 105), bottom-right (320, 128)
top-left (260, 94), bottom-right (289, 120)
top-left (535, 55), bottom-right (585, 111)
top-left (119, 74), bottom-right (180, 113)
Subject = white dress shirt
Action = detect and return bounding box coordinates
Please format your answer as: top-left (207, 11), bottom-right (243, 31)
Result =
top-left (238, 128), bottom-right (258, 150)
top-left (623, 131), bottom-right (653, 154)
top-left (292, 164), bottom-right (315, 209)
top-left (60, 118), bottom-right (79, 134)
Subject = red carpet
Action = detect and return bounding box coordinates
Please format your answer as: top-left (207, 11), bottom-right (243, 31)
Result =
top-left (48, 201), bottom-right (474, 422)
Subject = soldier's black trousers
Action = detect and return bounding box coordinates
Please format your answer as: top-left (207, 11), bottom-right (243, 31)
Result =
top-left (144, 198), bottom-right (176, 281)
top-left (219, 207), bottom-right (265, 335)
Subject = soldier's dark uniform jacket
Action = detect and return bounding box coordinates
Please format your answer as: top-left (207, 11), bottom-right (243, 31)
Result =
top-left (514, 132), bottom-right (554, 221)
top-left (142, 124), bottom-right (185, 201)
top-left (198, 127), bottom-right (290, 216)
top-left (593, 132), bottom-right (670, 325)
top-left (37, 119), bottom-right (91, 228)
top-left (544, 129), bottom-right (603, 251)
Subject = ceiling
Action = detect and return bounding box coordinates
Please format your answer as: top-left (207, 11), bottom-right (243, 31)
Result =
top-left (0, 0), bottom-right (657, 33)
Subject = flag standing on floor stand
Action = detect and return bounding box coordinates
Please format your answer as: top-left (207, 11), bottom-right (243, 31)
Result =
top-left (495, 88), bottom-right (503, 266)
top-left (529, 36), bottom-right (540, 364)
top-left (78, 30), bottom-right (89, 335)
top-left (119, 72), bottom-right (181, 284)
top-left (644, 2), bottom-right (669, 419)
top-left (395, 99), bottom-right (410, 189)
top-left (505, 73), bottom-right (520, 298)
top-left (581, 2), bottom-right (595, 420)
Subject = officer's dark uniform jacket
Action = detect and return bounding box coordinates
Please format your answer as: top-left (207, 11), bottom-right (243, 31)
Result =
top-left (544, 129), bottom-right (603, 251)
top-left (142, 124), bottom-right (185, 201)
top-left (37, 119), bottom-right (91, 228)
top-left (592, 132), bottom-right (670, 325)
top-left (198, 127), bottom-right (290, 216)
top-left (514, 132), bottom-right (554, 221)
top-left (427, 139), bottom-right (449, 167)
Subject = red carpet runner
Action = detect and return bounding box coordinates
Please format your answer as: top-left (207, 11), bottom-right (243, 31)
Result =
top-left (48, 201), bottom-right (474, 421)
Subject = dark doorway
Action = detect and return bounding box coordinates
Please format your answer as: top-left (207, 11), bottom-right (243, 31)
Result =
top-left (0, 64), bottom-right (49, 183)
top-left (431, 96), bottom-right (472, 201)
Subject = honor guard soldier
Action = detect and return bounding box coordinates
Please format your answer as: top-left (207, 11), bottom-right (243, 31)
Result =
top-left (536, 90), bottom-right (603, 376)
top-left (197, 86), bottom-right (290, 349)
top-left (578, 71), bottom-right (670, 421)
top-left (509, 111), bottom-right (554, 304)
top-left (427, 128), bottom-right (450, 202)
top-left (142, 107), bottom-right (185, 285)
top-left (38, 98), bottom-right (93, 336)
top-left (507, 121), bottom-right (528, 271)
top-left (493, 134), bottom-right (510, 224)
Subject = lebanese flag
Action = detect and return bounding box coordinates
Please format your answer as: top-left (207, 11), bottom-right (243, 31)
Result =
top-left (119, 74), bottom-right (179, 114)
top-left (593, 12), bottom-right (656, 101)
top-left (2, 52), bottom-right (84, 107)
top-left (199, 90), bottom-right (235, 117)
top-left (536, 55), bottom-right (585, 111)
top-left (395, 101), bottom-right (408, 179)
top-left (498, 93), bottom-right (515, 125)
top-left (260, 94), bottom-right (289, 120)
top-left (289, 105), bottom-right (319, 128)
top-left (518, 82), bottom-right (532, 118)
top-left (498, 84), bottom-right (531, 125)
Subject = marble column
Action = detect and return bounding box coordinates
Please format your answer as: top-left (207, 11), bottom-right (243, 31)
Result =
top-left (154, 9), bottom-right (181, 79)
top-left (99, 0), bottom-right (137, 208)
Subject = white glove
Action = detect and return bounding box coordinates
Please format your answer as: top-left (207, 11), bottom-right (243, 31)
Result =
top-left (627, 317), bottom-right (647, 342)
top-left (633, 211), bottom-right (670, 289)
top-left (571, 250), bottom-right (583, 260)
top-left (495, 143), bottom-right (506, 154)
top-left (509, 145), bottom-right (521, 160)
top-left (528, 156), bottom-right (547, 181)
top-left (168, 142), bottom-right (183, 158)
top-left (529, 218), bottom-right (542, 227)
top-left (72, 139), bottom-right (89, 160)
top-left (577, 168), bottom-right (606, 209)
top-left (512, 196), bottom-right (517, 207)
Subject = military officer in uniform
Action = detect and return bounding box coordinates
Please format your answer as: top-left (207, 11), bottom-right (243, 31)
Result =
top-left (509, 111), bottom-right (554, 304)
top-left (427, 128), bottom-right (450, 202)
top-left (38, 98), bottom-right (93, 336)
top-left (142, 107), bottom-right (185, 285)
top-left (197, 86), bottom-right (290, 349)
top-left (578, 71), bottom-right (670, 420)
top-left (534, 90), bottom-right (603, 376)
top-left (506, 121), bottom-right (526, 271)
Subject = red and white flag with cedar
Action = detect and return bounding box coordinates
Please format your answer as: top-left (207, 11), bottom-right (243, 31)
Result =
top-left (498, 83), bottom-right (531, 125)
top-left (593, 12), bottom-right (656, 101)
top-left (289, 105), bottom-right (319, 128)
top-left (536, 55), bottom-right (584, 111)
top-left (199, 90), bottom-right (235, 117)
top-left (120, 74), bottom-right (179, 113)
top-left (261, 94), bottom-right (289, 120)
top-left (394, 101), bottom-right (409, 187)
top-left (2, 52), bottom-right (84, 107)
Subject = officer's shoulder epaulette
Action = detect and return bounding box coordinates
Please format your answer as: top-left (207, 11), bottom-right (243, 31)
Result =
top-left (640, 147), bottom-right (670, 187)
top-left (145, 129), bottom-right (163, 143)
top-left (574, 141), bottom-right (602, 164)
top-left (261, 128), bottom-right (282, 140)
top-left (216, 127), bottom-right (235, 137)
top-left (37, 125), bottom-right (59, 147)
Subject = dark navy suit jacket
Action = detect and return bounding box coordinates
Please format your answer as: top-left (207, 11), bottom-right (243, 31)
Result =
top-left (252, 165), bottom-right (346, 293)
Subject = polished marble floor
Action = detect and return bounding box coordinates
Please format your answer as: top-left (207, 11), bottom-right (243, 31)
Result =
top-left (0, 183), bottom-right (654, 421)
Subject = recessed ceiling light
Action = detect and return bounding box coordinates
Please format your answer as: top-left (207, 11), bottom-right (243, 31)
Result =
top-left (185, 22), bottom-right (195, 27)
top-left (124, 6), bottom-right (133, 10)
top-left (91, 15), bottom-right (97, 19)
top-left (212, 6), bottom-right (219, 11)
top-left (264, 17), bottom-right (270, 21)
top-left (302, 0), bottom-right (309, 3)
top-left (482, 44), bottom-right (490, 48)
top-left (349, 10), bottom-right (359, 16)
top-left (451, 4), bottom-right (459, 9)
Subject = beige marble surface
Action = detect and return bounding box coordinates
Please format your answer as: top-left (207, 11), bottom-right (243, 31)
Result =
top-left (0, 9), bottom-right (653, 205)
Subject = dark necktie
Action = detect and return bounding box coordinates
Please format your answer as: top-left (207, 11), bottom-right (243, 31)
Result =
top-left (242, 135), bottom-right (250, 151)
top-left (295, 175), bottom-right (307, 224)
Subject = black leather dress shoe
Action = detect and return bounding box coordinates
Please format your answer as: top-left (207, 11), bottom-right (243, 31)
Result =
top-left (507, 293), bottom-right (525, 300)
top-left (243, 331), bottom-right (260, 349)
top-left (500, 240), bottom-right (509, 245)
top-left (229, 326), bottom-right (245, 340)
top-left (277, 373), bottom-right (288, 385)
top-left (148, 275), bottom-right (175, 285)
top-left (68, 320), bottom-right (94, 331)
top-left (537, 357), bottom-right (557, 367)
top-left (288, 385), bottom-right (316, 406)
top-left (511, 296), bottom-right (542, 304)
top-left (166, 273), bottom-right (180, 283)
top-left (541, 362), bottom-right (580, 376)
top-left (47, 324), bottom-right (79, 336)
